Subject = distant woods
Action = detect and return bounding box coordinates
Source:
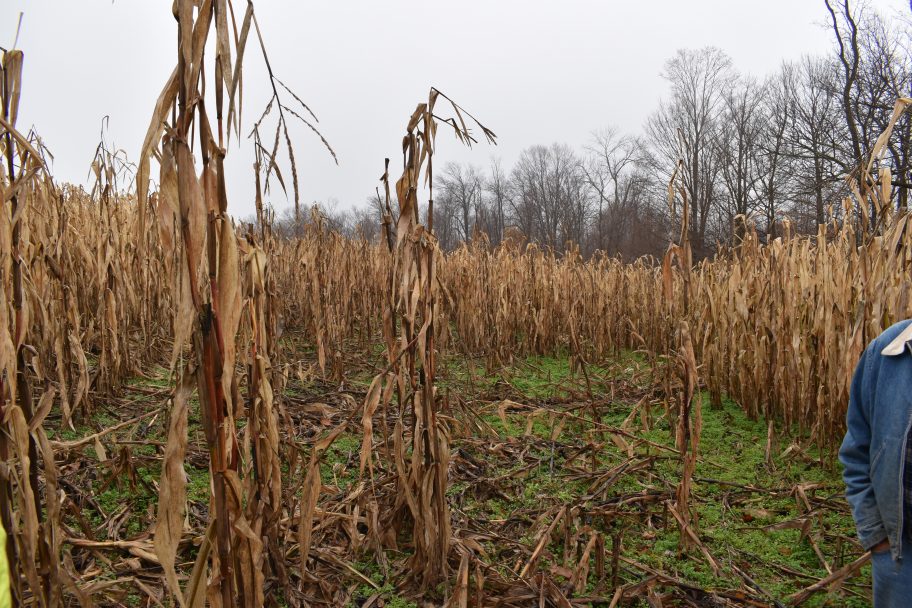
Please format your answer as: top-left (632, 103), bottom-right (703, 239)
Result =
top-left (275, 2), bottom-right (911, 260)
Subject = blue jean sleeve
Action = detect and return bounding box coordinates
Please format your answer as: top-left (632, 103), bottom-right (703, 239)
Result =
top-left (839, 344), bottom-right (888, 551)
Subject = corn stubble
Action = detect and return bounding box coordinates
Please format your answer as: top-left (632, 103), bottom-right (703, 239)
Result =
top-left (2, 1), bottom-right (912, 603)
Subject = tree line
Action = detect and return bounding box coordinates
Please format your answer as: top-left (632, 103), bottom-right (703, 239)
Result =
top-left (275, 1), bottom-right (910, 260)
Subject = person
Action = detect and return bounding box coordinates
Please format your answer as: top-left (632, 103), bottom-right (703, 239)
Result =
top-left (840, 320), bottom-right (912, 606)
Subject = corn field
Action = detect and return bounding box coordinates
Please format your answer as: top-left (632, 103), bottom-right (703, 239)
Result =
top-left (1, 2), bottom-right (910, 605)
top-left (273, 212), bottom-right (912, 455)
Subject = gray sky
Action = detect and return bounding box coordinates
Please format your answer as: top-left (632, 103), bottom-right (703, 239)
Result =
top-left (2, 0), bottom-right (908, 218)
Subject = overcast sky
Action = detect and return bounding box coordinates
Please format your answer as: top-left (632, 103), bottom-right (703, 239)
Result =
top-left (1, 0), bottom-right (908, 218)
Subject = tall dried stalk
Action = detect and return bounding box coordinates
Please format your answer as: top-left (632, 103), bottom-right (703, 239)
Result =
top-left (849, 97), bottom-right (912, 236)
top-left (662, 160), bottom-right (702, 556)
top-left (0, 46), bottom-right (99, 608)
top-left (359, 89), bottom-right (495, 590)
top-left (242, 235), bottom-right (285, 597)
top-left (1, 46), bottom-right (40, 607)
top-left (139, 2), bottom-right (290, 606)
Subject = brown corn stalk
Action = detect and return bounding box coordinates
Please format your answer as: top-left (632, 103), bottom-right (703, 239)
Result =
top-left (359, 88), bottom-right (495, 590)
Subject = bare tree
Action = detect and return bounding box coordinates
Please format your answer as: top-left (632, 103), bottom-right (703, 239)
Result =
top-left (755, 66), bottom-right (795, 239)
top-left (432, 188), bottom-right (458, 251)
top-left (825, 0), bottom-right (865, 174)
top-left (509, 143), bottom-right (591, 251)
top-left (483, 158), bottom-right (509, 246)
top-left (784, 57), bottom-right (846, 229)
top-left (346, 203), bottom-right (382, 242)
top-left (715, 76), bottom-right (766, 241)
top-left (582, 127), bottom-right (641, 253)
top-left (647, 47), bottom-right (736, 257)
top-left (853, 10), bottom-right (912, 210)
top-left (437, 162), bottom-right (485, 249)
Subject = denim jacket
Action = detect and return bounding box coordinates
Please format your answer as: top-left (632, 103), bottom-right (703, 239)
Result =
top-left (840, 320), bottom-right (912, 560)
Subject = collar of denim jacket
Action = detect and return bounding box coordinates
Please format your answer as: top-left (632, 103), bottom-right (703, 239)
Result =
top-left (882, 323), bottom-right (912, 356)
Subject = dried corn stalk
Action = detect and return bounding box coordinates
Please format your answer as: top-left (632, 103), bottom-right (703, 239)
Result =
top-left (359, 88), bottom-right (494, 590)
top-left (0, 48), bottom-right (66, 608)
top-left (664, 159), bottom-right (702, 555)
top-left (141, 2), bottom-right (285, 606)
top-left (849, 97), bottom-right (912, 234)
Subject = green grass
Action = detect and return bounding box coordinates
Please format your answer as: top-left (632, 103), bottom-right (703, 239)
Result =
top-left (320, 432), bottom-right (361, 491)
top-left (506, 354), bottom-right (574, 398)
top-left (59, 349), bottom-right (866, 606)
top-left (349, 559), bottom-right (417, 608)
top-left (450, 354), bottom-right (865, 606)
top-left (61, 369), bottom-right (215, 542)
top-left (125, 365), bottom-right (171, 389)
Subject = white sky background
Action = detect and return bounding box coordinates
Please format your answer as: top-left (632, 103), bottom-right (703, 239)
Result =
top-left (1, 0), bottom-right (908, 218)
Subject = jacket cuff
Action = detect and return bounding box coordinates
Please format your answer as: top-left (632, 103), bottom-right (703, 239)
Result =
top-left (859, 528), bottom-right (888, 551)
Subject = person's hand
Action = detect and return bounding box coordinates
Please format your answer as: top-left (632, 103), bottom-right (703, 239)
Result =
top-left (871, 539), bottom-right (890, 554)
